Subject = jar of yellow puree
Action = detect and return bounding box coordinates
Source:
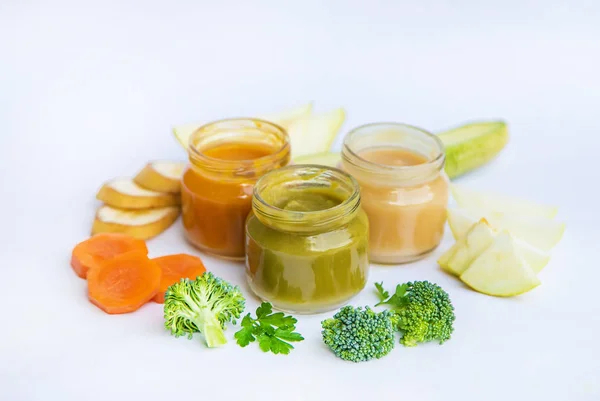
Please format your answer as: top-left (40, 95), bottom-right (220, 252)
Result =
top-left (245, 165), bottom-right (369, 314)
top-left (342, 123), bottom-right (449, 264)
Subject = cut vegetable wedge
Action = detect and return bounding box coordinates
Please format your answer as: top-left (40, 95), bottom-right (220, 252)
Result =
top-left (172, 103), bottom-right (313, 148)
top-left (447, 207), bottom-right (565, 252)
top-left (92, 205), bottom-right (180, 240)
top-left (152, 254), bottom-right (206, 303)
top-left (460, 232), bottom-right (541, 297)
top-left (87, 251), bottom-right (161, 314)
top-left (293, 152), bottom-right (341, 167)
top-left (437, 121), bottom-right (508, 178)
top-left (134, 161), bottom-right (186, 193)
top-left (441, 217), bottom-right (551, 274)
top-left (71, 233), bottom-right (148, 279)
top-left (289, 108), bottom-right (345, 158)
top-left (96, 178), bottom-right (181, 209)
top-left (515, 239), bottom-right (550, 273)
top-left (439, 219), bottom-right (495, 276)
top-left (451, 184), bottom-right (558, 219)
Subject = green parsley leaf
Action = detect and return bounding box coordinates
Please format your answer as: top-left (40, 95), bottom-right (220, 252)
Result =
top-left (375, 283), bottom-right (409, 308)
top-left (268, 337), bottom-right (294, 355)
top-left (257, 334), bottom-right (272, 353)
top-left (255, 302), bottom-right (272, 318)
top-left (234, 302), bottom-right (303, 355)
top-left (374, 282), bottom-right (389, 302)
top-left (234, 326), bottom-right (255, 347)
top-left (273, 328), bottom-right (304, 342)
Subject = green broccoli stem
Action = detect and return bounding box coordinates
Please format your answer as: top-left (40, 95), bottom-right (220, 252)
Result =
top-left (201, 314), bottom-right (227, 348)
top-left (181, 293), bottom-right (227, 348)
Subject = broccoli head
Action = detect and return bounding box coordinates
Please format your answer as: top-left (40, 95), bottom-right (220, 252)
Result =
top-left (375, 281), bottom-right (455, 347)
top-left (164, 272), bottom-right (245, 348)
top-left (321, 306), bottom-right (396, 362)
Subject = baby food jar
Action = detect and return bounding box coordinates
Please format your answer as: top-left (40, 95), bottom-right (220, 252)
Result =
top-left (181, 118), bottom-right (290, 260)
top-left (245, 165), bottom-right (369, 314)
top-left (341, 123), bottom-right (449, 264)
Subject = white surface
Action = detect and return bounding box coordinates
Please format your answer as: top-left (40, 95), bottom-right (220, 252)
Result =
top-left (2, 1), bottom-right (600, 401)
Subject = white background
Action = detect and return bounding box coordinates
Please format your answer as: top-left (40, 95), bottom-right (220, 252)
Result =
top-left (2, 1), bottom-right (600, 400)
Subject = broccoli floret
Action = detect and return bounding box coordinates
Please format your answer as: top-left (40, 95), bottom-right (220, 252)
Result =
top-left (375, 281), bottom-right (455, 347)
top-left (321, 306), bottom-right (396, 362)
top-left (164, 272), bottom-right (245, 348)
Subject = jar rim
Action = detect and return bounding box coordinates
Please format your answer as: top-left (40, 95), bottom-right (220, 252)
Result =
top-left (188, 117), bottom-right (290, 173)
top-left (342, 122), bottom-right (445, 179)
top-left (252, 164), bottom-right (361, 232)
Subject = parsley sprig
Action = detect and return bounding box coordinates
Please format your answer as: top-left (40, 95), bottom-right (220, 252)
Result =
top-left (234, 302), bottom-right (304, 355)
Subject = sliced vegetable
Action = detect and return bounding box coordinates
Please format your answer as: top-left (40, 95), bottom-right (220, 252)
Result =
top-left (235, 302), bottom-right (304, 355)
top-left (70, 233), bottom-right (148, 279)
top-left (447, 207), bottom-right (565, 252)
top-left (87, 250), bottom-right (161, 314)
top-left (134, 161), bottom-right (186, 193)
top-left (293, 152), bottom-right (341, 167)
top-left (451, 184), bottom-right (558, 219)
top-left (152, 254), bottom-right (206, 303)
top-left (96, 178), bottom-right (181, 209)
top-left (438, 219), bottom-right (495, 276)
top-left (172, 103), bottom-right (313, 149)
top-left (440, 218), bottom-right (550, 275)
top-left (438, 121), bottom-right (508, 178)
top-left (289, 108), bottom-right (345, 158)
top-left (460, 232), bottom-right (541, 297)
top-left (92, 205), bottom-right (180, 240)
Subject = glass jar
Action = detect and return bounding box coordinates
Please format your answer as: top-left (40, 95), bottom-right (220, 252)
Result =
top-left (341, 123), bottom-right (449, 264)
top-left (245, 165), bottom-right (369, 314)
top-left (182, 118), bottom-right (290, 260)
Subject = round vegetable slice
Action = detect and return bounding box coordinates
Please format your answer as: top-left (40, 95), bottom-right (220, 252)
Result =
top-left (152, 254), bottom-right (207, 303)
top-left (71, 233), bottom-right (148, 279)
top-left (87, 251), bottom-right (161, 314)
top-left (134, 161), bottom-right (186, 193)
top-left (92, 205), bottom-right (180, 240)
top-left (96, 178), bottom-right (181, 209)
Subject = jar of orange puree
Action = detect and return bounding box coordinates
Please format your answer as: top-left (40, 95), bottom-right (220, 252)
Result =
top-left (182, 118), bottom-right (290, 260)
top-left (341, 123), bottom-right (449, 264)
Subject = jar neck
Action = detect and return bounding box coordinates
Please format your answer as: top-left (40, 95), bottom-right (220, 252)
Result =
top-left (341, 122), bottom-right (445, 187)
top-left (188, 118), bottom-right (290, 181)
top-left (252, 165), bottom-right (361, 234)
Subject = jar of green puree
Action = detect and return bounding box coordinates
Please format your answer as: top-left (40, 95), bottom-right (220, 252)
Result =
top-left (245, 165), bottom-right (369, 314)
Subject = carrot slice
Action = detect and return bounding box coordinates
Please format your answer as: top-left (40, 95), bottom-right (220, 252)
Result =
top-left (87, 251), bottom-right (161, 314)
top-left (71, 233), bottom-right (148, 279)
top-left (152, 254), bottom-right (206, 303)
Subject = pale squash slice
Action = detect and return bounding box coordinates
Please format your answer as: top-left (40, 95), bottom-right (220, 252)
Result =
top-left (96, 178), bottom-right (180, 209)
top-left (92, 205), bottom-right (180, 240)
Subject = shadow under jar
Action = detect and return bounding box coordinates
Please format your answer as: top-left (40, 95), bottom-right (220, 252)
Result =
top-left (181, 118), bottom-right (290, 260)
top-left (341, 123), bottom-right (449, 264)
top-left (245, 165), bottom-right (369, 314)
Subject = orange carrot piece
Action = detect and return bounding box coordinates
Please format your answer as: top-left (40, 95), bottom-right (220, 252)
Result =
top-left (71, 233), bottom-right (148, 279)
top-left (87, 251), bottom-right (161, 314)
top-left (152, 254), bottom-right (206, 303)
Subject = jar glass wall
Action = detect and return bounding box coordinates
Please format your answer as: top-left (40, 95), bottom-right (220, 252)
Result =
top-left (245, 165), bottom-right (369, 314)
top-left (182, 118), bottom-right (290, 260)
top-left (341, 123), bottom-right (448, 264)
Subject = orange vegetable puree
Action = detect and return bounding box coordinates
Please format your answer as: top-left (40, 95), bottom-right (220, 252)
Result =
top-left (203, 143), bottom-right (274, 160)
top-left (181, 142), bottom-right (280, 259)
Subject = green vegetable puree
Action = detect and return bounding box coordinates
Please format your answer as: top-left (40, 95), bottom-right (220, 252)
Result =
top-left (246, 188), bottom-right (369, 313)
